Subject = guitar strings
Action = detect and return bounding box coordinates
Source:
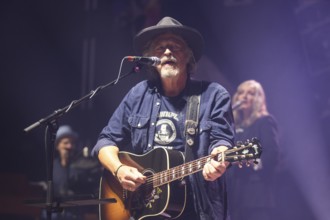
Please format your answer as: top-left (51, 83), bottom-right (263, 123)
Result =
top-left (138, 150), bottom-right (230, 189)
top-left (135, 147), bottom-right (255, 192)
top-left (145, 149), bottom-right (239, 187)
top-left (136, 155), bottom-right (212, 191)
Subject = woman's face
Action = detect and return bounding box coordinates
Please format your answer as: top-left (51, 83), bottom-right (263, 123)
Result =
top-left (235, 83), bottom-right (256, 115)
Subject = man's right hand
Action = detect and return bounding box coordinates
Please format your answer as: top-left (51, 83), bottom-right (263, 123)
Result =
top-left (115, 165), bottom-right (146, 191)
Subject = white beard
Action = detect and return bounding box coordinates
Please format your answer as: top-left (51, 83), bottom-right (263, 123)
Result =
top-left (160, 65), bottom-right (179, 78)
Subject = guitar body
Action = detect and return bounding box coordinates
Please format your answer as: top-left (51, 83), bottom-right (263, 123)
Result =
top-left (100, 148), bottom-right (186, 220)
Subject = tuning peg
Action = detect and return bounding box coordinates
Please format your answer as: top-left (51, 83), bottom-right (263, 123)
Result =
top-left (238, 162), bottom-right (243, 168)
top-left (253, 159), bottom-right (259, 165)
top-left (246, 161), bottom-right (250, 167)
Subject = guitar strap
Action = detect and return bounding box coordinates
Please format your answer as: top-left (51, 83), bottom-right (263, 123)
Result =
top-left (184, 81), bottom-right (201, 162)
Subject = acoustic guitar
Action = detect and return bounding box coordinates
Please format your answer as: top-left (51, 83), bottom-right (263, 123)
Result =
top-left (99, 138), bottom-right (261, 220)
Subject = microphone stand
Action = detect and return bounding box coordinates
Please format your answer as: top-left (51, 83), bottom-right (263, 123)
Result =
top-left (24, 63), bottom-right (142, 220)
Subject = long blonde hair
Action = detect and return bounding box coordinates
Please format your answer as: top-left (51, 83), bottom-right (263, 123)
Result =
top-left (233, 80), bottom-right (269, 128)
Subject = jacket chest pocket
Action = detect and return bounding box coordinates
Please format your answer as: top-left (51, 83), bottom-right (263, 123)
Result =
top-left (128, 115), bottom-right (150, 150)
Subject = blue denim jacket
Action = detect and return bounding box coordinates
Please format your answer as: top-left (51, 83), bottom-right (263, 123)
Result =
top-left (92, 79), bottom-right (235, 219)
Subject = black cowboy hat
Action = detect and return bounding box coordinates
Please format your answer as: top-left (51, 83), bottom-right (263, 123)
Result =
top-left (134, 16), bottom-right (204, 61)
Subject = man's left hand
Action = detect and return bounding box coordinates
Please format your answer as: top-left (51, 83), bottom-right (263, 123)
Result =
top-left (202, 146), bottom-right (229, 181)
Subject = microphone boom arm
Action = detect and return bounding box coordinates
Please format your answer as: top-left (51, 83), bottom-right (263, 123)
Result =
top-left (24, 64), bottom-right (139, 132)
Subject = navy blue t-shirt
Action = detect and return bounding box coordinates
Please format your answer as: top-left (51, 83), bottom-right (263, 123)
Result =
top-left (154, 95), bottom-right (186, 150)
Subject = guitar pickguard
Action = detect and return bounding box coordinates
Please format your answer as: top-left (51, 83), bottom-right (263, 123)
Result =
top-left (145, 187), bottom-right (163, 209)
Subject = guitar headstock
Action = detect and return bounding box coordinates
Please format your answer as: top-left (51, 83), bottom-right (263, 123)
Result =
top-left (223, 138), bottom-right (262, 165)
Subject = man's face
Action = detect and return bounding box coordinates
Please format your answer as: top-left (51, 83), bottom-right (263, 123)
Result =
top-left (56, 137), bottom-right (75, 159)
top-left (149, 33), bottom-right (191, 79)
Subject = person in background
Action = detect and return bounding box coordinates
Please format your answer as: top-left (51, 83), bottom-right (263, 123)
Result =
top-left (92, 16), bottom-right (235, 220)
top-left (228, 80), bottom-right (280, 220)
top-left (53, 125), bottom-right (79, 198)
top-left (39, 125), bottom-right (80, 220)
top-left (40, 125), bottom-right (100, 220)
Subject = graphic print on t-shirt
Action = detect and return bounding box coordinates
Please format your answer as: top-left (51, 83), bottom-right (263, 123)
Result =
top-left (154, 95), bottom-right (185, 150)
top-left (155, 116), bottom-right (177, 145)
top-left (155, 111), bottom-right (178, 145)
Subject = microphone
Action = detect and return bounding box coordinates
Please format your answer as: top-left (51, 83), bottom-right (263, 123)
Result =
top-left (232, 100), bottom-right (246, 110)
top-left (125, 56), bottom-right (161, 66)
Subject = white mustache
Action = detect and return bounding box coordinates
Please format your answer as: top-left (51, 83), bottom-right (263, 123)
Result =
top-left (161, 56), bottom-right (177, 64)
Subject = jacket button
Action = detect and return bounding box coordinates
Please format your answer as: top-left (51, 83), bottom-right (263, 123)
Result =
top-left (187, 139), bottom-right (194, 146)
top-left (187, 128), bottom-right (195, 135)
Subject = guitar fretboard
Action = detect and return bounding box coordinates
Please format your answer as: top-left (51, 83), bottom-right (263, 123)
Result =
top-left (152, 155), bottom-right (212, 187)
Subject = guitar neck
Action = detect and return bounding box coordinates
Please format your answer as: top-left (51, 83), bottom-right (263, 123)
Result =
top-left (152, 155), bottom-right (212, 187)
top-left (151, 142), bottom-right (260, 187)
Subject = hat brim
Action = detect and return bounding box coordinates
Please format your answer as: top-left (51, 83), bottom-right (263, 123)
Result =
top-left (134, 25), bottom-right (204, 61)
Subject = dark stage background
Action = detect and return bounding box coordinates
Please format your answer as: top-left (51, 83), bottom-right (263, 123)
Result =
top-left (1, 0), bottom-right (329, 219)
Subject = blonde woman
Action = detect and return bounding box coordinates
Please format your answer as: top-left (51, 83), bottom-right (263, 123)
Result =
top-left (228, 80), bottom-right (280, 220)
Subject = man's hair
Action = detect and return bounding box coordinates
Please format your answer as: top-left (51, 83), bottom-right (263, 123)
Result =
top-left (232, 80), bottom-right (269, 128)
